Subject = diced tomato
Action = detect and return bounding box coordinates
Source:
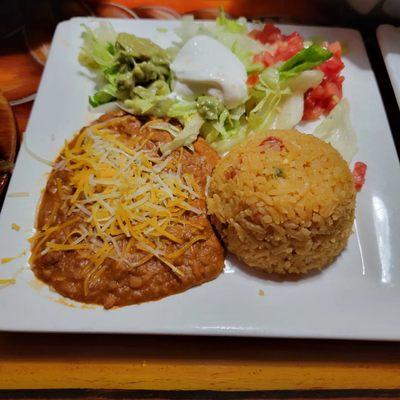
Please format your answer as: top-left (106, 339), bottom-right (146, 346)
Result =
top-left (253, 53), bottom-right (264, 64)
top-left (328, 41), bottom-right (342, 57)
top-left (325, 96), bottom-right (340, 112)
top-left (352, 162), bottom-right (367, 191)
top-left (303, 49), bottom-right (345, 120)
top-left (303, 93), bottom-right (324, 120)
top-left (246, 73), bottom-right (260, 86)
top-left (324, 81), bottom-right (342, 99)
top-left (248, 29), bottom-right (261, 42)
top-left (318, 56), bottom-right (345, 76)
top-left (249, 23), bottom-right (283, 44)
top-left (302, 103), bottom-right (324, 120)
top-left (250, 24), bottom-right (303, 63)
top-left (274, 32), bottom-right (304, 62)
top-left (260, 136), bottom-right (285, 151)
top-left (225, 167), bottom-right (237, 180)
top-left (253, 51), bottom-right (274, 67)
top-left (251, 30), bottom-right (303, 66)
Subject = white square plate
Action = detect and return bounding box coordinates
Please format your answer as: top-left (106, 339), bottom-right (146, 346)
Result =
top-left (377, 24), bottom-right (400, 109)
top-left (1, 18), bottom-right (400, 339)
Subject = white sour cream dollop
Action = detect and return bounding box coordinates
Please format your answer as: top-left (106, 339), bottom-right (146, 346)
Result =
top-left (170, 35), bottom-right (248, 109)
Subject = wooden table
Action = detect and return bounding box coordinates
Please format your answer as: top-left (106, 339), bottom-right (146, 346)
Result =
top-left (1, 334), bottom-right (400, 397)
top-left (1, 1), bottom-right (400, 398)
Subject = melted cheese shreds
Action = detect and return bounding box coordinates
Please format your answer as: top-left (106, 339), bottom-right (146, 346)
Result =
top-left (0, 278), bottom-right (16, 287)
top-left (11, 223), bottom-right (21, 231)
top-left (37, 117), bottom-right (205, 284)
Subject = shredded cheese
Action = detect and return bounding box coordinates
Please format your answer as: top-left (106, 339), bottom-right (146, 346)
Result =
top-left (0, 278), bottom-right (16, 287)
top-left (8, 192), bottom-right (30, 198)
top-left (33, 117), bottom-right (207, 291)
top-left (1, 251), bottom-right (26, 264)
top-left (11, 223), bottom-right (21, 231)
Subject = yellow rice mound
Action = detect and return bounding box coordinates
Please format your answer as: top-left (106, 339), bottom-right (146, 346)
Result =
top-left (207, 130), bottom-right (356, 274)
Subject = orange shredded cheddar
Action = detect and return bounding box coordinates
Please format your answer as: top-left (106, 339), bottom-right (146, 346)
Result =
top-left (11, 223), bottom-right (20, 232)
top-left (31, 116), bottom-right (205, 293)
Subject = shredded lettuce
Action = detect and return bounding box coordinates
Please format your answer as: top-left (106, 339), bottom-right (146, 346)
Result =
top-left (160, 113), bottom-right (204, 155)
top-left (89, 90), bottom-right (115, 107)
top-left (147, 121), bottom-right (181, 137)
top-left (216, 9), bottom-right (246, 34)
top-left (167, 100), bottom-right (197, 118)
top-left (209, 126), bottom-right (247, 154)
top-left (313, 99), bottom-right (358, 163)
top-left (121, 80), bottom-right (173, 116)
top-left (247, 68), bottom-right (284, 131)
top-left (79, 22), bottom-right (117, 69)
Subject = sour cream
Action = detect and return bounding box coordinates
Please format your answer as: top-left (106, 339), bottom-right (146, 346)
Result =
top-left (170, 35), bottom-right (248, 109)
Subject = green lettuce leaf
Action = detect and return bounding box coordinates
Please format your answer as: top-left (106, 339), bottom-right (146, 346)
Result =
top-left (216, 9), bottom-right (246, 34)
top-left (123, 81), bottom-right (173, 116)
top-left (89, 83), bottom-right (118, 107)
top-left (278, 44), bottom-right (332, 81)
top-left (79, 23), bottom-right (117, 69)
top-left (167, 101), bottom-right (197, 118)
top-left (160, 113), bottom-right (204, 155)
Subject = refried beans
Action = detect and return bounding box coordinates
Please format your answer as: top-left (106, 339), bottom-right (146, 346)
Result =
top-left (31, 111), bottom-right (224, 308)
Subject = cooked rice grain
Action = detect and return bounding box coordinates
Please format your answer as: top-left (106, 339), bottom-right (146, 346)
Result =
top-left (207, 130), bottom-right (356, 274)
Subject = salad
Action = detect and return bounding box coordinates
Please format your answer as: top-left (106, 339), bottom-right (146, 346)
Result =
top-left (79, 11), bottom-right (358, 162)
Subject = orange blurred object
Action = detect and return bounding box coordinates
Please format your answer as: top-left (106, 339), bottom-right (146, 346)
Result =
top-left (0, 32), bottom-right (42, 103)
top-left (0, 91), bottom-right (17, 196)
top-left (12, 102), bottom-right (33, 139)
top-left (85, 0), bottom-right (322, 20)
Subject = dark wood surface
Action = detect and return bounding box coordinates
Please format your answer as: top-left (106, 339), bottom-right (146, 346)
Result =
top-left (2, 388), bottom-right (400, 399)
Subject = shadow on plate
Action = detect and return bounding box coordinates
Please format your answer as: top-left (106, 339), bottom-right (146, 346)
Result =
top-left (225, 251), bottom-right (326, 282)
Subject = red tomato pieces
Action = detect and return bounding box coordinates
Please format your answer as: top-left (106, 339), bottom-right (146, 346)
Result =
top-left (249, 24), bottom-right (345, 121)
top-left (225, 167), bottom-right (237, 180)
top-left (253, 51), bottom-right (274, 67)
top-left (328, 41), bottom-right (342, 57)
top-left (246, 73), bottom-right (260, 86)
top-left (249, 23), bottom-right (283, 44)
top-left (352, 162), bottom-right (367, 191)
top-left (274, 32), bottom-right (303, 63)
top-left (260, 136), bottom-right (285, 151)
top-left (303, 41), bottom-right (345, 121)
top-left (303, 75), bottom-right (344, 120)
top-left (251, 28), bottom-right (304, 68)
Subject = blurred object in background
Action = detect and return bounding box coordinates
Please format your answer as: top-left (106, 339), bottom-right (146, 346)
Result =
top-left (0, 0), bottom-right (93, 134)
top-left (347, 0), bottom-right (382, 15)
top-left (134, 5), bottom-right (180, 18)
top-left (0, 90), bottom-right (17, 197)
top-left (90, 2), bottom-right (138, 18)
top-left (0, 0), bottom-right (23, 39)
top-left (382, 0), bottom-right (400, 19)
top-left (346, 0), bottom-right (400, 19)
